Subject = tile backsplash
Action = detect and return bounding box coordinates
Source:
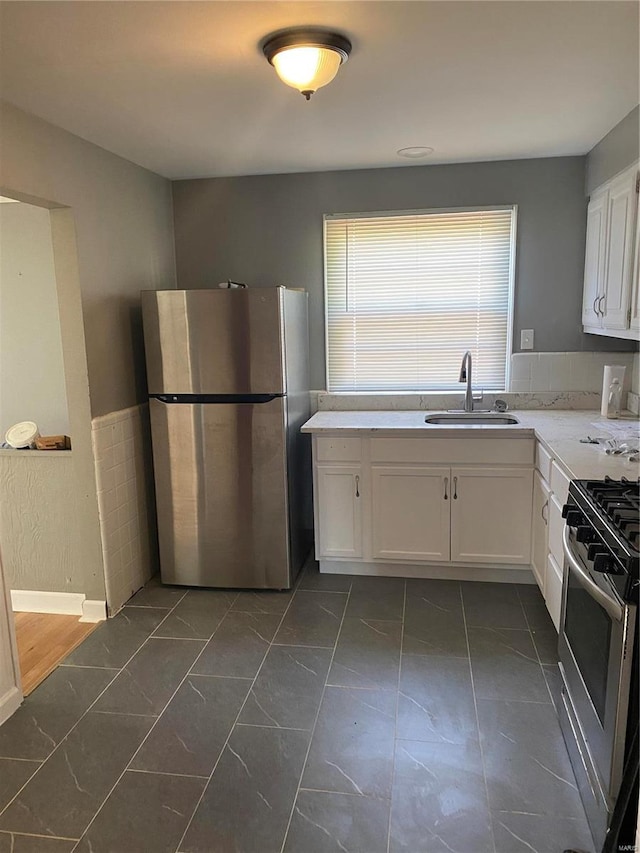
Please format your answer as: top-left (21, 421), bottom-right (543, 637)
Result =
top-left (92, 404), bottom-right (157, 614)
top-left (509, 352), bottom-right (637, 394)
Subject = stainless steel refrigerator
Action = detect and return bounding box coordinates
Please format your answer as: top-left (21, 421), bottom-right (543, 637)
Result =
top-left (141, 287), bottom-right (311, 589)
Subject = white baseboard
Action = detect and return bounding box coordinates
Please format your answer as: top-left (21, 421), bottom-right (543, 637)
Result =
top-left (80, 600), bottom-right (107, 622)
top-left (319, 560), bottom-right (537, 584)
top-left (0, 684), bottom-right (23, 726)
top-left (11, 590), bottom-right (107, 621)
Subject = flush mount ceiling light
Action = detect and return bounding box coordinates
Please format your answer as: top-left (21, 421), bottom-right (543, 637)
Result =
top-left (397, 147), bottom-right (435, 159)
top-left (262, 29), bottom-right (352, 100)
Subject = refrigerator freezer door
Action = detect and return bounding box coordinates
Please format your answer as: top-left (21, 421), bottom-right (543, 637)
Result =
top-left (149, 397), bottom-right (291, 588)
top-left (142, 288), bottom-right (286, 396)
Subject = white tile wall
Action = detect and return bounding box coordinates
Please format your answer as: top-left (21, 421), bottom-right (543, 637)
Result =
top-left (510, 352), bottom-right (636, 395)
top-left (92, 404), bottom-right (156, 614)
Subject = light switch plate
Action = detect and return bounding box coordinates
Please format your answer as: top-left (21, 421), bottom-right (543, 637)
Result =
top-left (520, 329), bottom-right (534, 350)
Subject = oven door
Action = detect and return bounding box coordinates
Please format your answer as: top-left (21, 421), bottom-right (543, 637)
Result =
top-left (559, 525), bottom-right (635, 800)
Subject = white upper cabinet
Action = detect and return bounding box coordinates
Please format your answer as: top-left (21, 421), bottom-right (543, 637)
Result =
top-left (582, 162), bottom-right (639, 339)
top-left (630, 198), bottom-right (640, 335)
top-left (582, 188), bottom-right (608, 327)
top-left (602, 168), bottom-right (639, 329)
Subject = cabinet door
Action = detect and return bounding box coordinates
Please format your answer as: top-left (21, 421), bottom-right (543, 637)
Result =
top-left (450, 467), bottom-right (533, 564)
top-left (371, 466), bottom-right (450, 561)
top-left (531, 471), bottom-right (551, 594)
top-left (315, 466), bottom-right (362, 559)
top-left (602, 167), bottom-right (638, 330)
top-left (630, 192), bottom-right (640, 335)
top-left (582, 188), bottom-right (608, 327)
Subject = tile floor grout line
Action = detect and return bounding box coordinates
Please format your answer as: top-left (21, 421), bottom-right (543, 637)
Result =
top-left (173, 583), bottom-right (308, 853)
top-left (234, 722), bottom-right (309, 732)
top-left (0, 830), bottom-right (81, 842)
top-left (298, 786), bottom-right (391, 800)
top-left (323, 683), bottom-right (399, 691)
top-left (277, 577), bottom-right (354, 853)
top-left (66, 594), bottom-right (241, 852)
top-left (518, 589), bottom-right (557, 709)
top-left (0, 592), bottom-right (189, 827)
top-left (460, 582), bottom-right (498, 853)
top-left (386, 578), bottom-right (407, 853)
top-left (127, 768), bottom-right (209, 780)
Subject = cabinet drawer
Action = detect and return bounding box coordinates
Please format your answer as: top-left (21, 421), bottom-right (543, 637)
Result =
top-left (370, 437), bottom-right (533, 465)
top-left (545, 553), bottom-right (563, 632)
top-left (316, 436), bottom-right (361, 462)
top-left (550, 460), bottom-right (571, 505)
top-left (535, 442), bottom-right (553, 484)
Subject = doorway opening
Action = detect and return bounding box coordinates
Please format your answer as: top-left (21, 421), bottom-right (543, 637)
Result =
top-left (0, 193), bottom-right (104, 700)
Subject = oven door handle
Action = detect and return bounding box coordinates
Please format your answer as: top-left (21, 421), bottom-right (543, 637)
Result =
top-left (562, 526), bottom-right (623, 622)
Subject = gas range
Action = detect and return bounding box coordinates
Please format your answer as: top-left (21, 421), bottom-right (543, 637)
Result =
top-left (563, 477), bottom-right (640, 604)
top-left (559, 476), bottom-right (639, 850)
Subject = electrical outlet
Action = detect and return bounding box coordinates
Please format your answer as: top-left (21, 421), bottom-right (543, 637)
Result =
top-left (520, 329), bottom-right (534, 350)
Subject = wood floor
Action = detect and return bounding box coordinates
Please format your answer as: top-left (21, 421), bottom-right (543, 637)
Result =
top-left (14, 611), bottom-right (98, 695)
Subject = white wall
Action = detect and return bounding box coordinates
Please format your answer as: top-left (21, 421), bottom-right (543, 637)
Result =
top-left (0, 201), bottom-right (70, 437)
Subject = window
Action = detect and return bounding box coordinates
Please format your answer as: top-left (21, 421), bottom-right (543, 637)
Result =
top-left (324, 206), bottom-right (516, 392)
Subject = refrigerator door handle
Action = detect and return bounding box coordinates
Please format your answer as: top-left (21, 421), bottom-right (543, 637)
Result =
top-left (150, 393), bottom-right (285, 405)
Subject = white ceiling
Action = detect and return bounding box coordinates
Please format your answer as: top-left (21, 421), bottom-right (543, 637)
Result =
top-left (0, 1), bottom-right (638, 180)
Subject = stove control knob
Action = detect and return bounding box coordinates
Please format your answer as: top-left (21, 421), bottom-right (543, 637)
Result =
top-left (587, 543), bottom-right (607, 561)
top-left (561, 504), bottom-right (573, 519)
top-left (564, 510), bottom-right (584, 528)
top-left (575, 526), bottom-right (596, 543)
top-left (593, 553), bottom-right (615, 574)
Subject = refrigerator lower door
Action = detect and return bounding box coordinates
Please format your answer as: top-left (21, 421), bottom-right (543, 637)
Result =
top-left (149, 397), bottom-right (291, 588)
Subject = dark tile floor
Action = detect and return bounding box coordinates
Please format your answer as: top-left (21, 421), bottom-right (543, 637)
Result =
top-left (0, 567), bottom-right (595, 853)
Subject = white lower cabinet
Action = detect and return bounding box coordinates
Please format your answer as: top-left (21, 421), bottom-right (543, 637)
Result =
top-left (546, 552), bottom-right (564, 632)
top-left (313, 434), bottom-right (535, 570)
top-left (315, 465), bottom-right (362, 558)
top-left (449, 467), bottom-right (533, 564)
top-left (371, 466), bottom-right (450, 561)
top-left (531, 470), bottom-right (551, 592)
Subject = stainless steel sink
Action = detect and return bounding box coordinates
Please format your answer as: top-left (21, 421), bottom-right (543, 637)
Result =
top-left (424, 412), bottom-right (520, 425)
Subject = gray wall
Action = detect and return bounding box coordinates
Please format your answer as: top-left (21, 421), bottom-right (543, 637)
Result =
top-left (0, 102), bottom-right (177, 417)
top-left (173, 156), bottom-right (633, 390)
top-left (0, 202), bottom-right (70, 436)
top-left (586, 105), bottom-right (639, 194)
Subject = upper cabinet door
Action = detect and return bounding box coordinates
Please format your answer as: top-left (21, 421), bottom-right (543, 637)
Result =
top-left (601, 167), bottom-right (639, 330)
top-left (582, 188), bottom-right (608, 328)
top-left (630, 189), bottom-right (640, 335)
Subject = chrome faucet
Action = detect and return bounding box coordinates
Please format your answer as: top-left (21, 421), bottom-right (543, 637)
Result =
top-left (459, 351), bottom-right (474, 412)
top-left (458, 350), bottom-right (483, 412)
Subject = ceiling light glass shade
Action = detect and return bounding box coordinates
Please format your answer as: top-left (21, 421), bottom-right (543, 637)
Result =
top-left (263, 30), bottom-right (351, 99)
top-left (272, 46), bottom-right (342, 94)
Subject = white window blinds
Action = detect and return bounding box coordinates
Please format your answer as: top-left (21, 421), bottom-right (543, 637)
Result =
top-left (324, 207), bottom-right (516, 392)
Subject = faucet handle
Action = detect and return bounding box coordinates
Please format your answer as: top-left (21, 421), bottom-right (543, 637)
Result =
top-left (472, 389), bottom-right (484, 402)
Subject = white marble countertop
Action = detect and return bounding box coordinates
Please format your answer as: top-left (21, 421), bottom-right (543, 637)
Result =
top-left (301, 409), bottom-right (640, 480)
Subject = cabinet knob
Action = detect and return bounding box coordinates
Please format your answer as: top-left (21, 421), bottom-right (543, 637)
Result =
top-left (355, 475), bottom-right (360, 498)
top-left (453, 476), bottom-right (458, 500)
top-left (443, 477), bottom-right (448, 500)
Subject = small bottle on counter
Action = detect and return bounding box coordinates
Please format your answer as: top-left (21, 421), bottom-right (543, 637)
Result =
top-left (606, 378), bottom-right (622, 419)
